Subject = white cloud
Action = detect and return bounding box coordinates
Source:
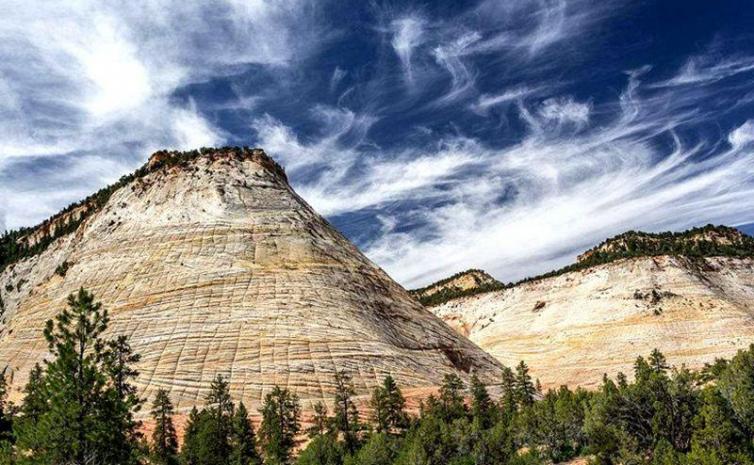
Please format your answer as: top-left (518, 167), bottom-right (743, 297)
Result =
top-left (472, 86), bottom-right (539, 112)
top-left (537, 97), bottom-right (591, 127)
top-left (254, 64), bottom-right (754, 288)
top-left (656, 55), bottom-right (754, 87)
top-left (0, 0), bottom-right (324, 231)
top-left (729, 120), bottom-right (754, 149)
top-left (391, 16), bottom-right (425, 84)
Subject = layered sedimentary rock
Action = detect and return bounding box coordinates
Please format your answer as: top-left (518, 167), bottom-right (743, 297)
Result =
top-left (0, 148), bottom-right (501, 414)
top-left (430, 255), bottom-right (754, 388)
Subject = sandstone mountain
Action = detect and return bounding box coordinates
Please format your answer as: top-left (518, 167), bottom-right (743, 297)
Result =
top-left (0, 147), bottom-right (501, 415)
top-left (426, 226), bottom-right (754, 389)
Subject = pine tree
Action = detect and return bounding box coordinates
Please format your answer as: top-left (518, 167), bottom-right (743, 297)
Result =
top-left (439, 373), bottom-right (466, 421)
top-left (259, 386), bottom-right (300, 465)
top-left (0, 372), bottom-right (11, 443)
top-left (515, 361), bottom-right (536, 407)
top-left (649, 349), bottom-right (669, 373)
top-left (332, 370), bottom-right (361, 454)
top-left (198, 374), bottom-right (234, 465)
top-left (370, 375), bottom-right (407, 434)
top-left (151, 389), bottom-right (179, 465)
top-left (500, 366), bottom-right (517, 416)
top-left (381, 375), bottom-right (407, 434)
top-left (103, 334), bottom-right (143, 465)
top-left (14, 288), bottom-right (142, 465)
top-left (469, 374), bottom-right (493, 429)
top-left (307, 401), bottom-right (330, 439)
top-left (181, 406), bottom-right (203, 465)
top-left (20, 363), bottom-right (45, 421)
top-left (230, 402), bottom-right (260, 465)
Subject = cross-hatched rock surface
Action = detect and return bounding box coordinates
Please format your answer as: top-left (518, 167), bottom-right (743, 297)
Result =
top-left (431, 256), bottom-right (754, 389)
top-left (0, 149), bottom-right (501, 416)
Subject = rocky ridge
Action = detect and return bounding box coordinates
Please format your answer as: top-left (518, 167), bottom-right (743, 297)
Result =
top-left (410, 269), bottom-right (502, 307)
top-left (428, 236), bottom-right (754, 388)
top-left (0, 147), bottom-right (501, 416)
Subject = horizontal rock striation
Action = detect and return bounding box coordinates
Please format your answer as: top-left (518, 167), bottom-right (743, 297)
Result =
top-left (431, 255), bottom-right (754, 389)
top-left (0, 148), bottom-right (501, 415)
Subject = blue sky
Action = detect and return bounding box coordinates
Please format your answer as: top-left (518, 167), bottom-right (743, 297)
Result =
top-left (1, 0), bottom-right (754, 287)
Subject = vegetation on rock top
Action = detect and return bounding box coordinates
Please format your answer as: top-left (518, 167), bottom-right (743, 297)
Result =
top-left (0, 147), bottom-right (283, 276)
top-left (415, 224), bottom-right (754, 306)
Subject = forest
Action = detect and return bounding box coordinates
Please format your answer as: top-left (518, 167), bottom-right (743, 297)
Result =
top-left (1, 289), bottom-right (753, 464)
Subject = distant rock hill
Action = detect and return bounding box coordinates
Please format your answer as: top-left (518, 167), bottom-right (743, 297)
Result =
top-left (0, 147), bottom-right (501, 416)
top-left (410, 269), bottom-right (502, 307)
top-left (425, 225), bottom-right (754, 388)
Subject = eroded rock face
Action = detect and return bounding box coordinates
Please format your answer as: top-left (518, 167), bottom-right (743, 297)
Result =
top-left (430, 256), bottom-right (754, 389)
top-left (0, 149), bottom-right (501, 415)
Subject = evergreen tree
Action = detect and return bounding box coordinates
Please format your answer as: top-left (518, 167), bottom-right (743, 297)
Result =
top-left (332, 370), bottom-right (361, 454)
top-left (13, 363), bottom-right (46, 460)
top-left (438, 373), bottom-right (466, 421)
top-left (381, 376), bottom-right (407, 434)
top-left (103, 334), bottom-right (143, 464)
top-left (14, 288), bottom-right (141, 465)
top-left (296, 434), bottom-right (344, 465)
top-left (347, 432), bottom-right (397, 465)
top-left (307, 401), bottom-right (330, 439)
top-left (181, 406), bottom-right (202, 465)
top-left (197, 374), bottom-right (234, 465)
top-left (515, 361), bottom-right (536, 407)
top-left (230, 402), bottom-right (260, 465)
top-left (688, 387), bottom-right (750, 464)
top-left (369, 376), bottom-right (407, 435)
top-left (259, 386), bottom-right (301, 465)
top-left (20, 363), bottom-right (45, 421)
top-left (0, 372), bottom-right (11, 443)
top-left (469, 374), bottom-right (493, 429)
top-left (151, 389), bottom-right (179, 465)
top-left (649, 349), bottom-right (669, 373)
top-left (718, 344), bottom-right (754, 433)
top-left (500, 366), bottom-right (517, 416)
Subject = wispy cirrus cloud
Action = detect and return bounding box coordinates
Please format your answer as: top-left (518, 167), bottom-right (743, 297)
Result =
top-left (255, 48), bottom-right (754, 286)
top-left (3, 0), bottom-right (754, 291)
top-left (0, 0), bottom-right (324, 230)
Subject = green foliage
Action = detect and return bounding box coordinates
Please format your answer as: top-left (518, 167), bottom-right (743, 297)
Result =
top-left (259, 386), bottom-right (301, 465)
top-left (6, 297), bottom-right (754, 465)
top-left (307, 401), bottom-right (330, 439)
top-left (296, 434), bottom-right (344, 465)
top-left (151, 389), bottom-right (179, 465)
top-left (181, 406), bottom-right (203, 465)
top-left (344, 432), bottom-right (399, 465)
top-left (514, 361), bottom-right (536, 408)
top-left (369, 375), bottom-right (408, 435)
top-left (12, 288), bottom-right (142, 465)
top-left (469, 374), bottom-right (495, 429)
top-left (409, 269), bottom-right (505, 306)
top-left (231, 402), bottom-right (261, 465)
top-left (54, 261), bottom-right (70, 277)
top-left (437, 374), bottom-right (466, 421)
top-left (332, 371), bottom-right (362, 454)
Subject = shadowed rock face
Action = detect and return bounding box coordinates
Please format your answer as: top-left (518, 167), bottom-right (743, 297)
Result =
top-left (0, 149), bottom-right (501, 415)
top-left (430, 255), bottom-right (754, 389)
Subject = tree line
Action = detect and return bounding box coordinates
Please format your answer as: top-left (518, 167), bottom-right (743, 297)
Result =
top-left (1, 289), bottom-right (754, 464)
top-left (415, 224), bottom-right (754, 307)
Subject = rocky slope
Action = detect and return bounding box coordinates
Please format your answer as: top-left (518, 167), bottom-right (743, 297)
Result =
top-left (0, 147), bottom-right (501, 415)
top-left (429, 231), bottom-right (754, 389)
top-left (410, 269), bottom-right (502, 307)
